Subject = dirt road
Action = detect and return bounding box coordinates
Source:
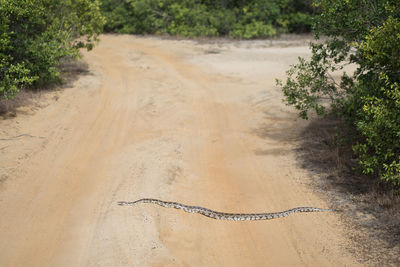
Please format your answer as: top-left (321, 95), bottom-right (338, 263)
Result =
top-left (0, 35), bottom-right (358, 266)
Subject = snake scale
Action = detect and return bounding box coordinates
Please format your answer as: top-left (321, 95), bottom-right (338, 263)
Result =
top-left (118, 198), bottom-right (336, 221)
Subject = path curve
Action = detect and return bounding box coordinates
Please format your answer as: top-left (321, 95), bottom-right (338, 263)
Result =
top-left (0, 35), bottom-right (357, 266)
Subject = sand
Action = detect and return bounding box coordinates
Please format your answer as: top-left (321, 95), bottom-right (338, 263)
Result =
top-left (0, 35), bottom-right (358, 266)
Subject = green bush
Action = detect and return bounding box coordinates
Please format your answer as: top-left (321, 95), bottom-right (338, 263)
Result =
top-left (285, 12), bottom-right (313, 33)
top-left (277, 0), bottom-right (400, 186)
top-left (353, 75), bottom-right (400, 184)
top-left (0, 0), bottom-right (105, 100)
top-left (99, 0), bottom-right (315, 38)
top-left (230, 21), bottom-right (276, 39)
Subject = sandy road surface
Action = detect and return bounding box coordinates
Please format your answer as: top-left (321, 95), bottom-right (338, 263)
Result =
top-left (0, 35), bottom-right (358, 266)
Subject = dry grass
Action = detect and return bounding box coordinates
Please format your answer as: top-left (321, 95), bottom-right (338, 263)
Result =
top-left (0, 59), bottom-right (89, 118)
top-left (297, 117), bottom-right (400, 265)
top-left (0, 90), bottom-right (38, 116)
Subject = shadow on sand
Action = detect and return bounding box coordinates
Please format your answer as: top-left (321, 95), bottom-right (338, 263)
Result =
top-left (254, 113), bottom-right (400, 265)
top-left (0, 59), bottom-right (92, 118)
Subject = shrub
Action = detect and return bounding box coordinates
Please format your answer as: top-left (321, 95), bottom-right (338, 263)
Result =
top-left (0, 0), bottom-right (105, 99)
top-left (99, 0), bottom-right (315, 38)
top-left (277, 0), bottom-right (400, 185)
top-left (230, 21), bottom-right (276, 39)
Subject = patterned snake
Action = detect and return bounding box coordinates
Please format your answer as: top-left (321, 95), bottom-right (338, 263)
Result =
top-left (118, 198), bottom-right (337, 221)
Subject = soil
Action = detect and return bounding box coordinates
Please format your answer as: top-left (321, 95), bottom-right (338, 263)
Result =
top-left (297, 118), bottom-right (400, 266)
top-left (0, 34), bottom-right (388, 266)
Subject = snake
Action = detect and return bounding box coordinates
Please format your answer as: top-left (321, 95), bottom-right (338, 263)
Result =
top-left (118, 198), bottom-right (337, 221)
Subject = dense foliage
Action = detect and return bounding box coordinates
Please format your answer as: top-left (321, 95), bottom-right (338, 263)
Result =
top-left (0, 0), bottom-right (105, 99)
top-left (277, 0), bottom-right (400, 186)
top-left (100, 0), bottom-right (314, 38)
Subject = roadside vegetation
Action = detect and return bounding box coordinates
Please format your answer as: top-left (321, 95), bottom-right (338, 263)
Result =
top-left (99, 0), bottom-right (314, 38)
top-left (277, 0), bottom-right (400, 187)
top-left (0, 0), bottom-right (105, 100)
